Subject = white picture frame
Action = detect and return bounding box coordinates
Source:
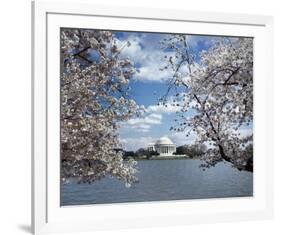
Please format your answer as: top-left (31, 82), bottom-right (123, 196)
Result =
top-left (31, 1), bottom-right (274, 234)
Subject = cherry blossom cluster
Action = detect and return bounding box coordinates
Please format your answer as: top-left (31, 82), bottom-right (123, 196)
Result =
top-left (61, 29), bottom-right (138, 185)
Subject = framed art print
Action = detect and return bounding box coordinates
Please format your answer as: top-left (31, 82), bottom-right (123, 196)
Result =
top-left (32, 1), bottom-right (273, 234)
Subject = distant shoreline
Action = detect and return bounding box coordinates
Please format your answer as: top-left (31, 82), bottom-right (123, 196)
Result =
top-left (127, 155), bottom-right (201, 161)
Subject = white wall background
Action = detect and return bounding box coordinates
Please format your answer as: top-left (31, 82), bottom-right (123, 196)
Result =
top-left (0, 0), bottom-right (279, 234)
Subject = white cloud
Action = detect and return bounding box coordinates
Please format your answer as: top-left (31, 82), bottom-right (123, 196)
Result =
top-left (145, 92), bottom-right (188, 114)
top-left (169, 131), bottom-right (197, 146)
top-left (120, 136), bottom-right (156, 151)
top-left (117, 36), bottom-right (173, 82)
top-left (137, 124), bottom-right (151, 129)
top-left (116, 34), bottom-right (217, 83)
top-left (121, 113), bottom-right (162, 133)
top-left (234, 127), bottom-right (253, 138)
top-left (146, 103), bottom-right (181, 114)
top-left (148, 113), bottom-right (162, 119)
top-left (127, 113), bottom-right (162, 125)
top-left (135, 64), bottom-right (172, 82)
top-left (118, 37), bottom-right (144, 60)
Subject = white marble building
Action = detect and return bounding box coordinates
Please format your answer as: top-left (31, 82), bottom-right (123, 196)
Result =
top-left (148, 136), bottom-right (176, 156)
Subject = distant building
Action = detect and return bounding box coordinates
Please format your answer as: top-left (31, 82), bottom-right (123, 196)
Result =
top-left (148, 136), bottom-right (176, 156)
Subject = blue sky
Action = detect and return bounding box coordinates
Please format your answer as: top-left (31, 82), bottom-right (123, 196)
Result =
top-left (114, 31), bottom-right (250, 151)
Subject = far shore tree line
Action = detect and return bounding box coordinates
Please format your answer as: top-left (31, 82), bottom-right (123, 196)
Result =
top-left (121, 142), bottom-right (252, 162)
top-left (122, 143), bottom-right (206, 159)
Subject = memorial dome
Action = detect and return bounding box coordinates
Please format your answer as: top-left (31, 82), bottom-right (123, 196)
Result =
top-left (155, 136), bottom-right (175, 145)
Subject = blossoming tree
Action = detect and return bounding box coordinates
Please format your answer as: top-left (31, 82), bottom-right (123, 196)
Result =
top-left (160, 35), bottom-right (253, 172)
top-left (61, 29), bottom-right (138, 185)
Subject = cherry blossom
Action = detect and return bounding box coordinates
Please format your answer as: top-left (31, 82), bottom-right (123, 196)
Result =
top-left (61, 29), bottom-right (138, 185)
top-left (161, 36), bottom-right (253, 171)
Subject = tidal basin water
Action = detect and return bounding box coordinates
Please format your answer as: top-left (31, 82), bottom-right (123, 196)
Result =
top-left (61, 159), bottom-right (253, 206)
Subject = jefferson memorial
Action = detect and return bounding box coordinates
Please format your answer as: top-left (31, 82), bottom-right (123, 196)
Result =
top-left (148, 136), bottom-right (176, 156)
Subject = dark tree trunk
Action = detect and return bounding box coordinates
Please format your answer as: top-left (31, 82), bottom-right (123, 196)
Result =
top-left (218, 144), bottom-right (231, 162)
top-left (218, 144), bottom-right (253, 172)
top-left (245, 156), bottom-right (253, 172)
